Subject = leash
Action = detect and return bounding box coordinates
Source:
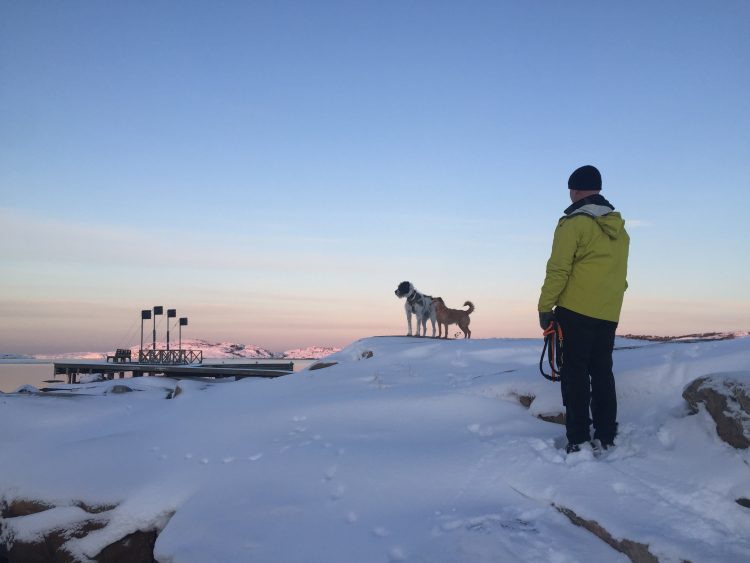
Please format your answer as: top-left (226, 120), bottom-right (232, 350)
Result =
top-left (539, 320), bottom-right (563, 382)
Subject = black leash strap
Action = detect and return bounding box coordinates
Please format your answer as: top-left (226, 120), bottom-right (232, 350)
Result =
top-left (539, 320), bottom-right (563, 382)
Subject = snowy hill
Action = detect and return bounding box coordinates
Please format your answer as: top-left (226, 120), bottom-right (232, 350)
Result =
top-left (1, 336), bottom-right (749, 562)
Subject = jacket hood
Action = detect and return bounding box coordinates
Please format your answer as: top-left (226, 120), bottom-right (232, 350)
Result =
top-left (594, 212), bottom-right (626, 239)
top-left (563, 195), bottom-right (625, 239)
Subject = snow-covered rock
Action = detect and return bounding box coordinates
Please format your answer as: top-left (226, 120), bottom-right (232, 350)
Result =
top-left (683, 372), bottom-right (750, 448)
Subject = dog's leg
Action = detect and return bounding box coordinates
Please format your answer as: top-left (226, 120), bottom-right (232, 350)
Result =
top-left (430, 311), bottom-right (437, 338)
top-left (405, 306), bottom-right (413, 336)
top-left (459, 319), bottom-right (470, 338)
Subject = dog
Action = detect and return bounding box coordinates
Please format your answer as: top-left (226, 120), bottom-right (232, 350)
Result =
top-left (433, 297), bottom-right (474, 339)
top-left (394, 281), bottom-right (437, 337)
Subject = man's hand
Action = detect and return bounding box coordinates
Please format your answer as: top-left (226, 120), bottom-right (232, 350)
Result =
top-left (539, 311), bottom-right (555, 330)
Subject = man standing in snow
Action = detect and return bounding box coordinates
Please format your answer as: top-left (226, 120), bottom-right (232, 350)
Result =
top-left (538, 165), bottom-right (630, 454)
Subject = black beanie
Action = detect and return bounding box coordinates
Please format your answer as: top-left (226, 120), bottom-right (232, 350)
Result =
top-left (568, 165), bottom-right (602, 191)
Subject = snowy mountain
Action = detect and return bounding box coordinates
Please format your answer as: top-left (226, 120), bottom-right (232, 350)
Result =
top-left (128, 339), bottom-right (275, 359)
top-left (280, 346), bottom-right (341, 359)
top-left (26, 340), bottom-right (340, 360)
top-left (34, 351), bottom-right (108, 361)
top-left (1, 335), bottom-right (749, 562)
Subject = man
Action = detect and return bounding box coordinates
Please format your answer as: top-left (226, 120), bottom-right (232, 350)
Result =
top-left (538, 165), bottom-right (630, 454)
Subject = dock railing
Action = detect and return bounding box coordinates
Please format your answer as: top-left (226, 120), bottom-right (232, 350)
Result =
top-left (138, 349), bottom-right (203, 364)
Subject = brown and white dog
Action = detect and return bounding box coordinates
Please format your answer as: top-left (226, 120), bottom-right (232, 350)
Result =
top-left (433, 297), bottom-right (474, 339)
top-left (394, 281), bottom-right (437, 337)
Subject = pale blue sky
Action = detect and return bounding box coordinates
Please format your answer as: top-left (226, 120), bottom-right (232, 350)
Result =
top-left (1, 1), bottom-right (748, 353)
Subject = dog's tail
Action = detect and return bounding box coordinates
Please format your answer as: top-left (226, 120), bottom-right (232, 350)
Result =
top-left (464, 301), bottom-right (475, 315)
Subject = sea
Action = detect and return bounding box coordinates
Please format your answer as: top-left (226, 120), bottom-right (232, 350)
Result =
top-left (0, 358), bottom-right (317, 393)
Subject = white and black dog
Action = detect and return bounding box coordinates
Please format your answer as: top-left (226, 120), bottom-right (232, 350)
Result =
top-left (394, 281), bottom-right (437, 337)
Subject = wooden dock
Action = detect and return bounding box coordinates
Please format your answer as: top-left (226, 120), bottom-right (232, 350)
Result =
top-left (53, 361), bottom-right (294, 384)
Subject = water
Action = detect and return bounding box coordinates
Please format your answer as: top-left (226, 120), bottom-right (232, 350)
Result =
top-left (0, 359), bottom-right (317, 393)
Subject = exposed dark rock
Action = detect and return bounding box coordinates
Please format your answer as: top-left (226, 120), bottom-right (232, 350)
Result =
top-left (682, 375), bottom-right (750, 449)
top-left (518, 395), bottom-right (535, 408)
top-left (2, 499), bottom-right (53, 518)
top-left (554, 504), bottom-right (659, 563)
top-left (621, 332), bottom-right (741, 343)
top-left (510, 393), bottom-right (535, 408)
top-left (538, 412), bottom-right (566, 425)
top-left (360, 351), bottom-right (374, 359)
top-left (93, 530), bottom-right (157, 563)
top-left (309, 362), bottom-right (338, 371)
top-left (508, 393), bottom-right (564, 424)
top-left (1, 499), bottom-right (160, 563)
top-left (736, 498), bottom-right (750, 509)
top-left (2, 530), bottom-right (73, 563)
top-left (108, 385), bottom-right (133, 394)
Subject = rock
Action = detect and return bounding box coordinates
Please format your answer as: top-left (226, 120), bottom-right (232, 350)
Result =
top-left (509, 393), bottom-right (565, 424)
top-left (360, 350), bottom-right (374, 359)
top-left (108, 385), bottom-right (133, 394)
top-left (736, 498), bottom-right (750, 509)
top-left (309, 362), bottom-right (338, 371)
top-left (1, 499), bottom-right (159, 563)
top-left (682, 375), bottom-right (750, 449)
top-left (2, 499), bottom-right (53, 518)
top-left (517, 394), bottom-right (535, 408)
top-left (93, 530), bottom-right (157, 562)
top-left (554, 504), bottom-right (658, 563)
top-left (537, 412), bottom-right (566, 425)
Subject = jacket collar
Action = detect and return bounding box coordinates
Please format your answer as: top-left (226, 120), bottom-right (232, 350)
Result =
top-left (564, 193), bottom-right (615, 218)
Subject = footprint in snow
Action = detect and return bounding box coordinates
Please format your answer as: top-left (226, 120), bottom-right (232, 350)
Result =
top-left (323, 465), bottom-right (338, 481)
top-left (330, 485), bottom-right (346, 500)
top-left (388, 547), bottom-right (406, 561)
top-left (248, 453), bottom-right (263, 461)
top-left (222, 457), bottom-right (235, 464)
top-left (372, 527), bottom-right (389, 538)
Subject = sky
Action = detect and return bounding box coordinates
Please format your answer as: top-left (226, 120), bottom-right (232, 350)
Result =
top-left (1, 0), bottom-right (748, 354)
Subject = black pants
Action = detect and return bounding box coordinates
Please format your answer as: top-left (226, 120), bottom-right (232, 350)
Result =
top-left (555, 307), bottom-right (618, 445)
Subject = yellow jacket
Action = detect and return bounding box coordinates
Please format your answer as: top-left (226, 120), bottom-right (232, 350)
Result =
top-left (538, 196), bottom-right (629, 322)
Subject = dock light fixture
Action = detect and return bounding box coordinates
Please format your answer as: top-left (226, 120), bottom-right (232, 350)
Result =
top-left (153, 306), bottom-right (163, 350)
top-left (140, 309), bottom-right (151, 352)
top-left (167, 309), bottom-right (177, 351)
top-left (179, 317), bottom-right (188, 351)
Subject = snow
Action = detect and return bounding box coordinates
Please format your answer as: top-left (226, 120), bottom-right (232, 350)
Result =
top-left (1, 336), bottom-right (750, 562)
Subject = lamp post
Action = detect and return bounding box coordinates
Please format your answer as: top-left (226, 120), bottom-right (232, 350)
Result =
top-left (179, 317), bottom-right (188, 352)
top-left (153, 306), bottom-right (163, 351)
top-left (167, 309), bottom-right (176, 351)
top-left (140, 309), bottom-right (151, 353)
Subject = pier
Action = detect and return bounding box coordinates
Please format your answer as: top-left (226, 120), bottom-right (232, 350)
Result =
top-left (53, 360), bottom-right (294, 384)
top-left (50, 306), bottom-right (296, 385)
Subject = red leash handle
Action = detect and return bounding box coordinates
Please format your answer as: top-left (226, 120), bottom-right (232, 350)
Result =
top-left (539, 320), bottom-right (563, 382)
